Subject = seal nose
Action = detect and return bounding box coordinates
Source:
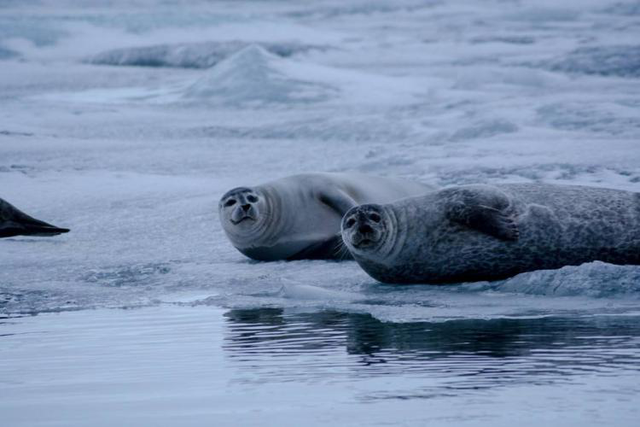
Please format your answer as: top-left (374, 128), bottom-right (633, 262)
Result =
top-left (241, 204), bottom-right (251, 212)
top-left (359, 224), bottom-right (373, 234)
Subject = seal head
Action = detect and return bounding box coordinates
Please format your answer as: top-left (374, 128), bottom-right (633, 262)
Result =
top-left (341, 204), bottom-right (395, 259)
top-left (220, 187), bottom-right (261, 225)
top-left (219, 187), bottom-right (273, 247)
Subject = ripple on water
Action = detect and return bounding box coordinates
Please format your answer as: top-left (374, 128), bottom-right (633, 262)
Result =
top-left (222, 308), bottom-right (640, 393)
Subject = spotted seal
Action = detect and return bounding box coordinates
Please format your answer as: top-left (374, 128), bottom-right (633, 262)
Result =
top-left (0, 198), bottom-right (70, 238)
top-left (219, 173), bottom-right (433, 261)
top-left (341, 184), bottom-right (640, 283)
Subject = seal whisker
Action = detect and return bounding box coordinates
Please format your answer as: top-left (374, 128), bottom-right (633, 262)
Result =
top-left (333, 237), bottom-right (352, 260)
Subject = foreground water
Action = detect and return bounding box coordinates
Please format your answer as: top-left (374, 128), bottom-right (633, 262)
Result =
top-left (2, 306), bottom-right (640, 426)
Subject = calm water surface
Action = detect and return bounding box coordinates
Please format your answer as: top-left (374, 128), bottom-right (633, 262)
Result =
top-left (1, 306), bottom-right (639, 426)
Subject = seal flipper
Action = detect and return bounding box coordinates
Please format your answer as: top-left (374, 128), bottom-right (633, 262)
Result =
top-left (289, 188), bottom-right (356, 260)
top-left (0, 198), bottom-right (70, 238)
top-left (443, 186), bottom-right (519, 241)
top-left (287, 234), bottom-right (353, 261)
top-left (318, 189), bottom-right (358, 217)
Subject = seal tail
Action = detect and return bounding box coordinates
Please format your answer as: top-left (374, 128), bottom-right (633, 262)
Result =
top-left (0, 199), bottom-right (70, 238)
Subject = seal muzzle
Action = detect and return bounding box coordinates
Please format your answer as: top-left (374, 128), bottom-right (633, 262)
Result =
top-left (341, 204), bottom-right (386, 250)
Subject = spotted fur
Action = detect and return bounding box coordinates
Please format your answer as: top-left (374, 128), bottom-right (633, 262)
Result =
top-left (342, 184), bottom-right (640, 284)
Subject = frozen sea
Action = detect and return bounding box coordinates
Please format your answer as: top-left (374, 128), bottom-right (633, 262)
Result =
top-left (1, 0), bottom-right (640, 425)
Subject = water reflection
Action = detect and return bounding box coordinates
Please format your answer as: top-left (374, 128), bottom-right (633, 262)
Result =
top-left (223, 308), bottom-right (640, 394)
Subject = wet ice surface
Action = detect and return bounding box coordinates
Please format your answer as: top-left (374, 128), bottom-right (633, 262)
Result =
top-left (1, 0), bottom-right (640, 425)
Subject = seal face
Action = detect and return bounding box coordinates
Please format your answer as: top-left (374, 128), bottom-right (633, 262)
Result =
top-left (220, 187), bottom-right (263, 227)
top-left (218, 173), bottom-right (435, 261)
top-left (342, 184), bottom-right (640, 284)
top-left (218, 187), bottom-right (279, 259)
top-left (342, 204), bottom-right (387, 250)
top-left (341, 203), bottom-right (406, 274)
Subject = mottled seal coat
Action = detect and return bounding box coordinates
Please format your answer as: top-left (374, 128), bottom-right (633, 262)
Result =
top-left (219, 173), bottom-right (433, 261)
top-left (341, 184), bottom-right (640, 284)
top-left (0, 198), bottom-right (70, 238)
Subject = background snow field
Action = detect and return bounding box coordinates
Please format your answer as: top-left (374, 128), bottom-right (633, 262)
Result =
top-left (1, 1), bottom-right (639, 426)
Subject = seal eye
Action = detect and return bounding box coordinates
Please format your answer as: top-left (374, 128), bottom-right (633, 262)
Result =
top-left (225, 199), bottom-right (236, 207)
top-left (345, 218), bottom-right (356, 228)
top-left (247, 195), bottom-right (258, 203)
top-left (369, 213), bottom-right (381, 223)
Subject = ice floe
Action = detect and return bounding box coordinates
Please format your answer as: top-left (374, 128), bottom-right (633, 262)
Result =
top-left (1, 0), bottom-right (639, 324)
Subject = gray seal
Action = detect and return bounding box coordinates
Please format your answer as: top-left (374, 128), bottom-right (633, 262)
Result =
top-left (219, 173), bottom-right (433, 261)
top-left (341, 184), bottom-right (640, 284)
top-left (0, 198), bottom-right (70, 238)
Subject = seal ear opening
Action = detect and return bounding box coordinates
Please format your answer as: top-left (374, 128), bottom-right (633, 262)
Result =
top-left (319, 189), bottom-right (357, 216)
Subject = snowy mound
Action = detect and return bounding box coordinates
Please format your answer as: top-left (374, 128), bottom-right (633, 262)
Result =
top-left (182, 44), bottom-right (332, 105)
top-left (87, 41), bottom-right (321, 69)
top-left (490, 262), bottom-right (640, 298)
top-left (541, 45), bottom-right (640, 78)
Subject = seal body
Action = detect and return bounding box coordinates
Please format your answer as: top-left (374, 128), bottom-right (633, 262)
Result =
top-left (0, 198), bottom-right (70, 238)
top-left (219, 173), bottom-right (433, 261)
top-left (341, 184), bottom-right (640, 284)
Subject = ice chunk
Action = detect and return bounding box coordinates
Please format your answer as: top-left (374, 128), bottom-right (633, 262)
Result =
top-left (182, 44), bottom-right (332, 105)
top-left (541, 45), bottom-right (640, 78)
top-left (601, 2), bottom-right (640, 16)
top-left (279, 282), bottom-right (363, 302)
top-left (0, 17), bottom-right (65, 47)
top-left (0, 46), bottom-right (18, 59)
top-left (470, 36), bottom-right (536, 45)
top-left (34, 44), bottom-right (340, 106)
top-left (449, 119), bottom-right (518, 142)
top-left (495, 262), bottom-right (640, 298)
top-left (536, 102), bottom-right (640, 136)
top-left (503, 8), bottom-right (580, 22)
top-left (87, 41), bottom-right (323, 69)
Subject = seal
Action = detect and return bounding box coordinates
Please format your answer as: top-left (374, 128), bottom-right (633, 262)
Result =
top-left (0, 198), bottom-right (70, 238)
top-left (341, 183), bottom-right (640, 283)
top-left (219, 173), bottom-right (433, 261)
